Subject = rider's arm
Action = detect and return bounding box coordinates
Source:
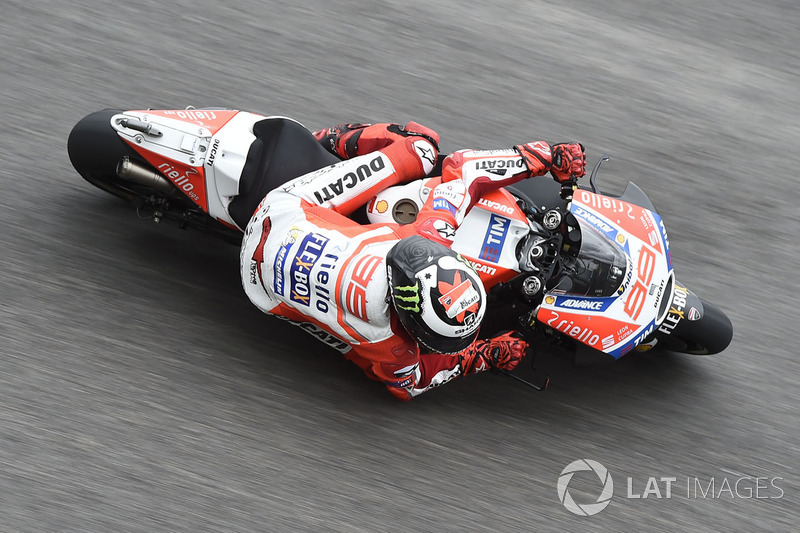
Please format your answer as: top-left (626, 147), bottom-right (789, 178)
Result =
top-left (266, 122), bottom-right (440, 217)
top-left (413, 143), bottom-right (586, 245)
top-left (313, 122), bottom-right (439, 160)
top-left (348, 329), bottom-right (526, 401)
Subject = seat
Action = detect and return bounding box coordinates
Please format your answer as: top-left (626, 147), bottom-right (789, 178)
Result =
top-left (228, 118), bottom-right (341, 228)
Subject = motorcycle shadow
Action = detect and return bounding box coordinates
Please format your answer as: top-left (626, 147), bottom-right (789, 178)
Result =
top-left (64, 195), bottom-right (359, 368)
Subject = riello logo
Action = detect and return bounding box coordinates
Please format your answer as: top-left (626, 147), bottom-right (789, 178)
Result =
top-left (158, 162), bottom-right (196, 193)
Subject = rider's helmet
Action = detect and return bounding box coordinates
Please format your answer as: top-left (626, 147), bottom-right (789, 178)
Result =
top-left (386, 235), bottom-right (486, 353)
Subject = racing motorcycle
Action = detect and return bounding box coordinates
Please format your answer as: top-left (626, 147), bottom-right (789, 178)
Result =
top-left (67, 107), bottom-right (733, 375)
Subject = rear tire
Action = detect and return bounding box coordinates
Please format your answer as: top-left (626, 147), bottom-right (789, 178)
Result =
top-left (67, 109), bottom-right (147, 201)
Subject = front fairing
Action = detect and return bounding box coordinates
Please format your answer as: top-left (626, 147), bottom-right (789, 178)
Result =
top-left (536, 189), bottom-right (674, 358)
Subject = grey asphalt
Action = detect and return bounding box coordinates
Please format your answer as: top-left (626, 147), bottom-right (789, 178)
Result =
top-left (0, 1), bottom-right (797, 531)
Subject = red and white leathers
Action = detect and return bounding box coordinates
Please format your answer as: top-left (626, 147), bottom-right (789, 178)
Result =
top-left (240, 123), bottom-right (574, 400)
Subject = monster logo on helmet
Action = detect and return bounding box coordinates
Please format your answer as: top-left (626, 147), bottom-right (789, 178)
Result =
top-left (393, 283), bottom-right (421, 313)
top-left (387, 235), bottom-right (487, 354)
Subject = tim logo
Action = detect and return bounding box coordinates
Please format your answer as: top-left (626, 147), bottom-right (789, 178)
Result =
top-left (432, 197), bottom-right (457, 216)
top-left (479, 214), bottom-right (510, 263)
top-left (289, 233), bottom-right (329, 306)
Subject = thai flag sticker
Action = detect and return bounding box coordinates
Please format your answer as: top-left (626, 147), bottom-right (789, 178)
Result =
top-left (479, 214), bottom-right (510, 263)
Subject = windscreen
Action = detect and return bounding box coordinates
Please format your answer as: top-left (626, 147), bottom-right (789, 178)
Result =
top-left (556, 220), bottom-right (628, 297)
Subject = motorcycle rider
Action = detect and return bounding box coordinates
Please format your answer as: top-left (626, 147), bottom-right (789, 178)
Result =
top-left (240, 121), bottom-right (586, 400)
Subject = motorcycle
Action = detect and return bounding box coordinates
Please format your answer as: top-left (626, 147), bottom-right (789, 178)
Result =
top-left (68, 107), bottom-right (733, 375)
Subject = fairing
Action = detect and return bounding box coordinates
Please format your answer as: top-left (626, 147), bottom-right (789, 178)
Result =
top-left (536, 190), bottom-right (674, 358)
top-left (449, 188), bottom-right (531, 287)
top-left (110, 109), bottom-right (273, 226)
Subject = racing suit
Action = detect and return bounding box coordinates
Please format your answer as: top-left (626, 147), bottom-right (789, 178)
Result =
top-left (240, 122), bottom-right (582, 400)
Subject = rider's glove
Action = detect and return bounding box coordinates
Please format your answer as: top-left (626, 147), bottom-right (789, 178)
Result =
top-left (550, 143), bottom-right (586, 183)
top-left (458, 331), bottom-right (528, 375)
top-left (514, 142), bottom-right (586, 184)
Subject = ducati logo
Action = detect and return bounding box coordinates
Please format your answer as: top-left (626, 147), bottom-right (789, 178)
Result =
top-left (438, 272), bottom-right (480, 323)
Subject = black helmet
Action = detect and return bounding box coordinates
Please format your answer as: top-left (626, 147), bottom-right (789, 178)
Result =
top-left (387, 235), bottom-right (486, 353)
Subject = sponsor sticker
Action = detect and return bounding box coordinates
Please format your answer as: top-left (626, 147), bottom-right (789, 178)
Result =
top-left (477, 197), bottom-right (516, 215)
top-left (572, 205), bottom-right (618, 242)
top-left (657, 285), bottom-right (688, 335)
top-left (289, 233), bottom-right (329, 306)
top-left (432, 197), bottom-right (457, 216)
top-left (273, 242), bottom-right (292, 296)
top-left (312, 155), bottom-right (391, 204)
top-left (555, 297), bottom-right (612, 312)
top-left (438, 279), bottom-right (480, 322)
top-left (479, 214), bottom-right (510, 263)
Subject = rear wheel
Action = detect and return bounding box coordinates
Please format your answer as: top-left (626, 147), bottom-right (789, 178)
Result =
top-left (67, 109), bottom-right (241, 244)
top-left (68, 109), bottom-right (147, 201)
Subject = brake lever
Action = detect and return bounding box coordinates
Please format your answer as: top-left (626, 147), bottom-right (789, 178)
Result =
top-left (499, 369), bottom-right (550, 391)
top-left (498, 340), bottom-right (550, 391)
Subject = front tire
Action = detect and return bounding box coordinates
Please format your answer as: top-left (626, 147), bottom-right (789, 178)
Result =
top-left (658, 299), bottom-right (733, 355)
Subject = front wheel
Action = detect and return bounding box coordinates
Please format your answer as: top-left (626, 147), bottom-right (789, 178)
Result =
top-left (657, 298), bottom-right (733, 355)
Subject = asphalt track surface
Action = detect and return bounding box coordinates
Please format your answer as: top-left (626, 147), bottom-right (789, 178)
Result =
top-left (1, 1), bottom-right (798, 531)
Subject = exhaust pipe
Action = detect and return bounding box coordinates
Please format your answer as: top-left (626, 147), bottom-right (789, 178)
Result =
top-left (116, 156), bottom-right (178, 196)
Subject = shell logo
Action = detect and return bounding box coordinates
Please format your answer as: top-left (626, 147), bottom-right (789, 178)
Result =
top-left (376, 200), bottom-right (389, 213)
top-left (616, 234), bottom-right (626, 244)
top-left (545, 295), bottom-right (556, 305)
